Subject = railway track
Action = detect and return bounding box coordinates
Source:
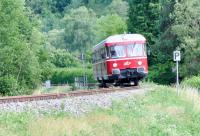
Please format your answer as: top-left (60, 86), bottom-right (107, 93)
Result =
top-left (0, 86), bottom-right (140, 104)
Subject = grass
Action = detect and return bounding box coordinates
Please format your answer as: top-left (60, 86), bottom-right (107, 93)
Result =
top-left (33, 85), bottom-right (72, 95)
top-left (1, 84), bottom-right (200, 136)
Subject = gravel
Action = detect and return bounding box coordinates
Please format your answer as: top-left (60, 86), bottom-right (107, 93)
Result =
top-left (0, 88), bottom-right (147, 116)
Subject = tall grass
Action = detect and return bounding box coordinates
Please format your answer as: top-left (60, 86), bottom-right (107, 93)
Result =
top-left (179, 86), bottom-right (200, 111)
top-left (182, 75), bottom-right (200, 90)
top-left (32, 85), bottom-right (72, 95)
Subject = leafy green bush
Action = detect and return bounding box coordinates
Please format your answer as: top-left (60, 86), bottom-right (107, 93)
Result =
top-left (147, 63), bottom-right (176, 85)
top-left (51, 68), bottom-right (96, 84)
top-left (0, 76), bottom-right (31, 96)
top-left (50, 49), bottom-right (81, 68)
top-left (0, 76), bottom-right (18, 96)
top-left (40, 61), bottom-right (55, 81)
top-left (182, 76), bottom-right (200, 90)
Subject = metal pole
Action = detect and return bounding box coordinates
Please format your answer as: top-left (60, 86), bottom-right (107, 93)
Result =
top-left (176, 61), bottom-right (179, 95)
top-left (83, 55), bottom-right (86, 87)
top-left (82, 53), bottom-right (87, 88)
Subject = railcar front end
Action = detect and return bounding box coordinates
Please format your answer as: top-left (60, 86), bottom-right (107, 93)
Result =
top-left (93, 34), bottom-right (148, 87)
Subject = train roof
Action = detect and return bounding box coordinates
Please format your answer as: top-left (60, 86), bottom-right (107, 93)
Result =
top-left (93, 34), bottom-right (146, 51)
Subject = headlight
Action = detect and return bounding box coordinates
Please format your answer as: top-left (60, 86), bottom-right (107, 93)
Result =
top-left (138, 61), bottom-right (142, 65)
top-left (112, 69), bottom-right (120, 75)
top-left (113, 63), bottom-right (118, 68)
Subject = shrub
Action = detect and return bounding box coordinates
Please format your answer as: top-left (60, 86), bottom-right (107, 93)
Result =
top-left (50, 49), bottom-right (81, 68)
top-left (0, 76), bottom-right (28, 96)
top-left (51, 68), bottom-right (96, 84)
top-left (182, 76), bottom-right (200, 90)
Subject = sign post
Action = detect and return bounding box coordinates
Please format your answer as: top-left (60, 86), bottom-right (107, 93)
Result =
top-left (80, 53), bottom-right (87, 89)
top-left (173, 51), bottom-right (181, 95)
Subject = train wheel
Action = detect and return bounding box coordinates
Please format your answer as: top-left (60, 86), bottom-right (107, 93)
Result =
top-left (133, 80), bottom-right (139, 86)
top-left (99, 80), bottom-right (108, 88)
top-left (114, 81), bottom-right (120, 87)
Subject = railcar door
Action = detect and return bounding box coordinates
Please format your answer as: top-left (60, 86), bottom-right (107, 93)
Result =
top-left (99, 48), bottom-right (108, 80)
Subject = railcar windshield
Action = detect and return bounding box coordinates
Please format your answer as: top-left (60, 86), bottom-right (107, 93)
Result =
top-left (110, 45), bottom-right (126, 58)
top-left (127, 44), bottom-right (146, 57)
top-left (109, 43), bottom-right (146, 58)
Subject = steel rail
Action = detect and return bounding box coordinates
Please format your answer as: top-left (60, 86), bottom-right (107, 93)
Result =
top-left (0, 86), bottom-right (139, 104)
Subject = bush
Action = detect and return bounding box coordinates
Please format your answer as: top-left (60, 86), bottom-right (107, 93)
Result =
top-left (0, 76), bottom-right (28, 96)
top-left (51, 68), bottom-right (96, 84)
top-left (50, 49), bottom-right (81, 68)
top-left (182, 76), bottom-right (200, 90)
top-left (147, 63), bottom-right (176, 85)
top-left (40, 61), bottom-right (55, 81)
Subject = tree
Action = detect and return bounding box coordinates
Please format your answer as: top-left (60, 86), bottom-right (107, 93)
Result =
top-left (25, 0), bottom-right (71, 32)
top-left (25, 0), bottom-right (71, 13)
top-left (46, 29), bottom-right (65, 49)
top-left (149, 0), bottom-right (200, 84)
top-left (147, 0), bottom-right (177, 84)
top-left (50, 49), bottom-right (81, 68)
top-left (171, 0), bottom-right (200, 77)
top-left (62, 6), bottom-right (96, 51)
top-left (107, 0), bottom-right (129, 20)
top-left (0, 0), bottom-right (41, 95)
top-left (127, 0), bottom-right (160, 45)
top-left (94, 14), bottom-right (127, 41)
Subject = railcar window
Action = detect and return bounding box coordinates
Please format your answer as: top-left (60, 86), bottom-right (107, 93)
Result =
top-left (96, 51), bottom-right (100, 61)
top-left (110, 46), bottom-right (126, 58)
top-left (127, 44), bottom-right (144, 57)
top-left (92, 53), bottom-right (96, 63)
top-left (144, 44), bottom-right (147, 56)
top-left (101, 48), bottom-right (106, 59)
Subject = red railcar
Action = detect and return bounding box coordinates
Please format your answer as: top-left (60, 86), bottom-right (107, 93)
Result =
top-left (92, 34), bottom-right (148, 87)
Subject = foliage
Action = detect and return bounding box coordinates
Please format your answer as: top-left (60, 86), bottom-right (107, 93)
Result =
top-left (51, 68), bottom-right (96, 84)
top-left (106, 0), bottom-right (129, 20)
top-left (69, 0), bottom-right (113, 15)
top-left (0, 0), bottom-right (41, 96)
top-left (50, 49), bottom-right (81, 68)
top-left (0, 76), bottom-right (21, 96)
top-left (25, 0), bottom-right (71, 14)
top-left (148, 62), bottom-right (176, 85)
top-left (62, 6), bottom-right (97, 51)
top-left (171, 0), bottom-right (200, 77)
top-left (45, 29), bottom-right (65, 49)
top-left (127, 0), bottom-right (160, 45)
top-left (182, 76), bottom-right (200, 90)
top-left (40, 61), bottom-right (55, 81)
top-left (149, 0), bottom-right (200, 84)
top-left (94, 14), bottom-right (127, 42)
top-left (148, 0), bottom-right (177, 84)
top-left (25, 0), bottom-right (71, 31)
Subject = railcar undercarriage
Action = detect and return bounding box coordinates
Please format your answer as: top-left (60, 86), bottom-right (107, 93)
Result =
top-left (98, 68), bottom-right (147, 88)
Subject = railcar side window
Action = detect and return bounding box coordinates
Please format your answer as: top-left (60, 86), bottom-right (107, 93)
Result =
top-left (92, 53), bottom-right (96, 63)
top-left (110, 46), bottom-right (117, 58)
top-left (101, 48), bottom-right (106, 59)
top-left (143, 44), bottom-right (147, 56)
top-left (127, 44), bottom-right (144, 57)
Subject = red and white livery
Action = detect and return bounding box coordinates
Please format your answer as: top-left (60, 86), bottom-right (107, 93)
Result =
top-left (92, 34), bottom-right (148, 87)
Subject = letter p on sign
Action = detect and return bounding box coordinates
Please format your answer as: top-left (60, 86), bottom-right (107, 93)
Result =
top-left (173, 51), bottom-right (181, 61)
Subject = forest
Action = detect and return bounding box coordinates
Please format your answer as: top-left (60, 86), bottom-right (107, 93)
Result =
top-left (0, 0), bottom-right (200, 95)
